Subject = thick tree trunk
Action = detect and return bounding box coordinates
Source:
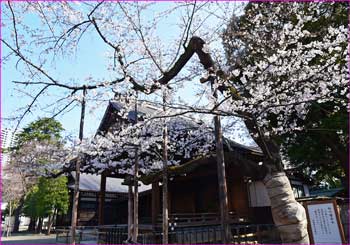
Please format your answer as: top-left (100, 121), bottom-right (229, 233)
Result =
top-left (244, 118), bottom-right (310, 244)
top-left (263, 172), bottom-right (309, 244)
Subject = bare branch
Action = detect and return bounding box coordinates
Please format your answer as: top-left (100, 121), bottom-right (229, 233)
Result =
top-left (15, 85), bottom-right (50, 132)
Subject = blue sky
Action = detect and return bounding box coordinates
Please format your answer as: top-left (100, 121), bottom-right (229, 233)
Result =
top-left (1, 1), bottom-right (252, 145)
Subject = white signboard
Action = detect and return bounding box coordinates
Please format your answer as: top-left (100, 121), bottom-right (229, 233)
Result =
top-left (306, 201), bottom-right (345, 244)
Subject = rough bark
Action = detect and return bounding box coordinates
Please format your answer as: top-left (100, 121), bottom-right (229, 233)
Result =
top-left (244, 119), bottom-right (310, 244)
top-left (264, 172), bottom-right (310, 244)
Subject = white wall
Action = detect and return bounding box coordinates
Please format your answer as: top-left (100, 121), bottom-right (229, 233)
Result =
top-left (248, 180), bottom-right (311, 207)
top-left (248, 181), bottom-right (270, 207)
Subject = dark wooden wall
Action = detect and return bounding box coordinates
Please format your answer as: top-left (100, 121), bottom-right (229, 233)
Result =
top-left (164, 161), bottom-right (251, 218)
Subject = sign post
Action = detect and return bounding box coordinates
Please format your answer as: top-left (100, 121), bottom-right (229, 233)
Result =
top-left (304, 199), bottom-right (346, 244)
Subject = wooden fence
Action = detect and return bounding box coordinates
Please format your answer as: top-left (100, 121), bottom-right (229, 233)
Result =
top-left (98, 224), bottom-right (281, 244)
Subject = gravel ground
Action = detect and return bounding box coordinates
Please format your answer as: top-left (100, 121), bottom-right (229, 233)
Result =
top-left (1, 233), bottom-right (56, 244)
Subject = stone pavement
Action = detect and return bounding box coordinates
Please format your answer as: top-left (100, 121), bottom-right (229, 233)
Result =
top-left (1, 233), bottom-right (56, 244)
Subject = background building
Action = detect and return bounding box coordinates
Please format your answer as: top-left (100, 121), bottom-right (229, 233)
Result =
top-left (1, 128), bottom-right (21, 167)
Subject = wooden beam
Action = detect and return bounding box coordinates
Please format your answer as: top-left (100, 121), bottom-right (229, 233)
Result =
top-left (151, 182), bottom-right (160, 227)
top-left (128, 184), bottom-right (134, 239)
top-left (98, 173), bottom-right (106, 225)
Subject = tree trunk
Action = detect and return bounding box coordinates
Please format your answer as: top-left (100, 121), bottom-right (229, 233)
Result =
top-left (263, 172), bottom-right (309, 244)
top-left (243, 118), bottom-right (310, 244)
top-left (37, 217), bottom-right (43, 234)
top-left (7, 201), bottom-right (12, 237)
top-left (13, 197), bottom-right (24, 232)
top-left (47, 214), bottom-right (53, 235)
top-left (28, 217), bottom-right (36, 232)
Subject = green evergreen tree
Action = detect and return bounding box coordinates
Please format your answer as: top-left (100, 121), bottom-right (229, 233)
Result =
top-left (6, 117), bottom-right (67, 233)
top-left (223, 2), bottom-right (348, 189)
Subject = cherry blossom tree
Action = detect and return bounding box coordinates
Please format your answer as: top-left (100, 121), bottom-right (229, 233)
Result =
top-left (3, 1), bottom-right (347, 244)
top-left (3, 2), bottom-right (240, 242)
top-left (220, 2), bottom-right (348, 243)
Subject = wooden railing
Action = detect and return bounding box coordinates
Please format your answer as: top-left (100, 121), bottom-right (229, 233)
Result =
top-left (56, 223), bottom-right (281, 244)
top-left (56, 226), bottom-right (99, 244)
top-left (156, 212), bottom-right (248, 229)
top-left (98, 224), bottom-right (281, 244)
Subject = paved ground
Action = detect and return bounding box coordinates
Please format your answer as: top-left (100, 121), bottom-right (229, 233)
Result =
top-left (1, 233), bottom-right (56, 244)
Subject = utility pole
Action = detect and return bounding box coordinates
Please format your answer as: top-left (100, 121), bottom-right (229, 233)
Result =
top-left (162, 89), bottom-right (169, 244)
top-left (70, 87), bottom-right (87, 245)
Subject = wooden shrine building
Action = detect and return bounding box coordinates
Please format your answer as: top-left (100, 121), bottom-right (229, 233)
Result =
top-left (58, 100), bottom-right (312, 230)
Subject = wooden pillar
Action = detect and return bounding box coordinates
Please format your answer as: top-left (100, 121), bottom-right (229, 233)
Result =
top-left (212, 85), bottom-right (230, 243)
top-left (162, 91), bottom-right (169, 244)
top-left (132, 95), bottom-right (139, 243)
top-left (128, 184), bottom-right (134, 239)
top-left (71, 87), bottom-right (86, 245)
top-left (98, 173), bottom-right (106, 226)
top-left (214, 114), bottom-right (230, 243)
top-left (151, 182), bottom-right (160, 227)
